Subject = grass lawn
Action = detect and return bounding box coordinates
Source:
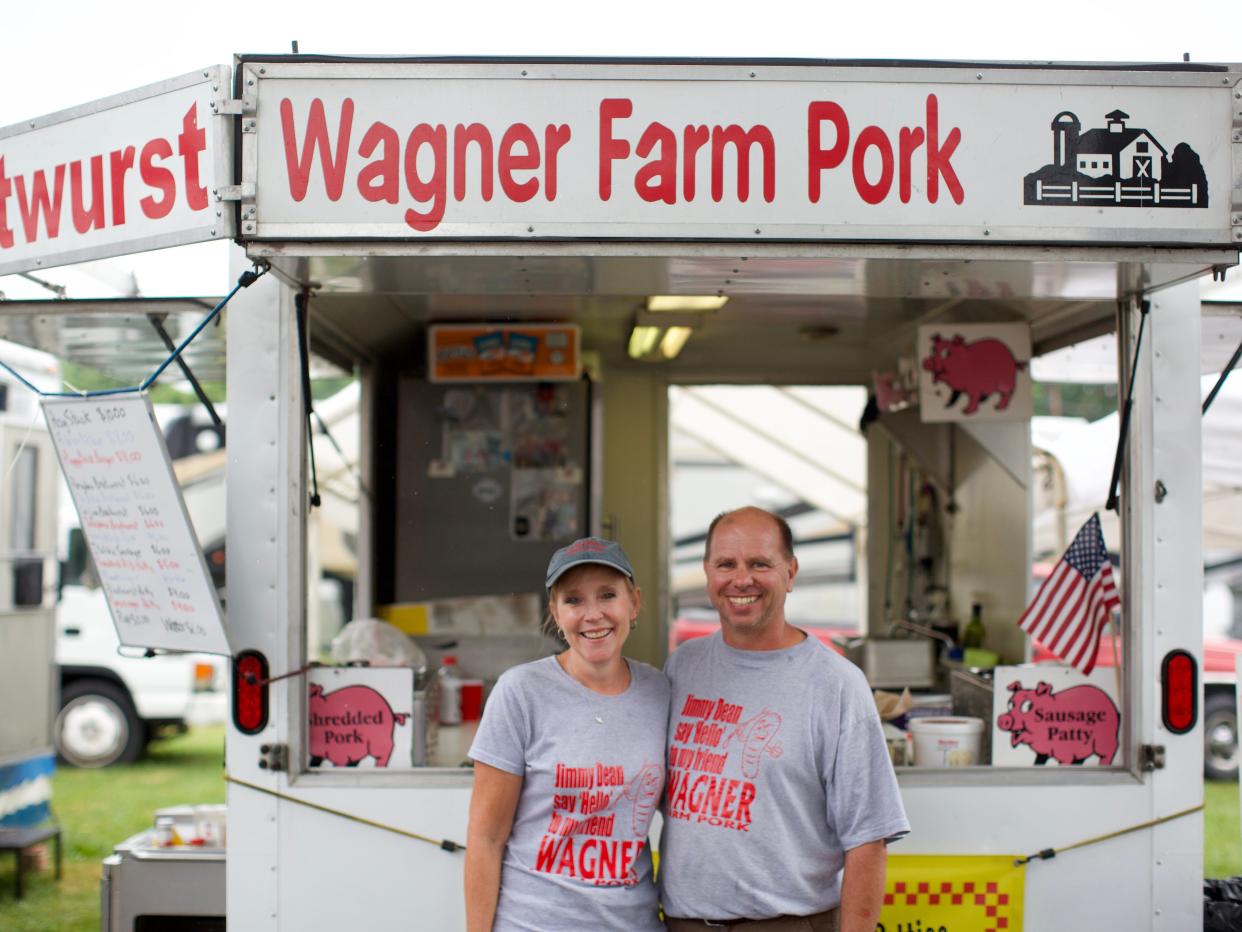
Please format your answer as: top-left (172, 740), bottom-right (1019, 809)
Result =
top-left (0, 726), bottom-right (225, 932)
top-left (1206, 778), bottom-right (1242, 878)
top-left (2, 730), bottom-right (1238, 927)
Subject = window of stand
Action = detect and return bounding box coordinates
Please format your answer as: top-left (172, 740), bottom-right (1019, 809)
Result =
top-left (666, 343), bottom-right (1132, 776)
top-left (300, 355), bottom-right (576, 775)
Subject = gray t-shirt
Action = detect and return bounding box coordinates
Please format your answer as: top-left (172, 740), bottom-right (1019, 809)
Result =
top-left (659, 632), bottom-right (909, 921)
top-left (468, 656), bottom-right (670, 932)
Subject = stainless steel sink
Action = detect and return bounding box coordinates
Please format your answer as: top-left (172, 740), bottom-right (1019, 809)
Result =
top-left (832, 636), bottom-right (937, 689)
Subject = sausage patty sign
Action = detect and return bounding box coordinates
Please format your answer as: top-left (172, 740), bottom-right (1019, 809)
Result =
top-left (243, 61), bottom-right (1234, 245)
top-left (990, 665), bottom-right (1121, 767)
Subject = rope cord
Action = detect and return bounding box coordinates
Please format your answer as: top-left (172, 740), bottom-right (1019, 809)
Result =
top-left (223, 773), bottom-right (465, 853)
top-left (1013, 802), bottom-right (1203, 866)
top-left (0, 264), bottom-right (268, 399)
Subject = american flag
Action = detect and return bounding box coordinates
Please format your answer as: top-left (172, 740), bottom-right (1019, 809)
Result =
top-left (1018, 513), bottom-right (1120, 675)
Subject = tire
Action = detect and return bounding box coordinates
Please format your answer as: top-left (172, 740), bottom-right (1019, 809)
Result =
top-left (1204, 689), bottom-right (1239, 782)
top-left (55, 679), bottom-right (147, 768)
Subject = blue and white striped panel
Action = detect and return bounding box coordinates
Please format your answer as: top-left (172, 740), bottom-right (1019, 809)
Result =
top-left (0, 754), bottom-right (54, 827)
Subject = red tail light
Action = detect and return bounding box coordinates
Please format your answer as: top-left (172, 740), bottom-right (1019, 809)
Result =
top-left (1161, 649), bottom-right (1197, 735)
top-left (233, 650), bottom-right (269, 735)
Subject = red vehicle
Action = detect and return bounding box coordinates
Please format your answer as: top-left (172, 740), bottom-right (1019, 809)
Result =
top-left (675, 613), bottom-right (1240, 780)
top-left (669, 614), bottom-right (857, 655)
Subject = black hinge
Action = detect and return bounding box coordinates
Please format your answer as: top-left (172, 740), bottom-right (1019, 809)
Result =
top-left (258, 743), bottom-right (289, 772)
top-left (1139, 744), bottom-right (1166, 771)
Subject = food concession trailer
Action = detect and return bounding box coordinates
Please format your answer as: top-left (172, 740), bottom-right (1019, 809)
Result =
top-left (0, 55), bottom-right (1239, 930)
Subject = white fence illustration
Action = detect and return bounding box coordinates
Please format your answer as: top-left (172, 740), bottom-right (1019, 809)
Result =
top-left (1031, 179), bottom-right (1200, 206)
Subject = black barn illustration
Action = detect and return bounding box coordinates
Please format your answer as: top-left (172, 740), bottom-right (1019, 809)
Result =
top-left (1024, 110), bottom-right (1207, 208)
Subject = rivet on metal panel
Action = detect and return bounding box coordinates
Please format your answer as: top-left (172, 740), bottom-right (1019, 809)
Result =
top-left (750, 72), bottom-right (756, 79)
top-left (976, 73), bottom-right (983, 80)
top-left (754, 228), bottom-right (761, 235)
top-left (983, 229), bottom-right (990, 236)
top-left (527, 226), bottom-right (534, 233)
top-left (521, 70), bottom-right (527, 77)
top-left (1155, 479), bottom-right (1168, 503)
top-left (259, 68), bottom-right (266, 75)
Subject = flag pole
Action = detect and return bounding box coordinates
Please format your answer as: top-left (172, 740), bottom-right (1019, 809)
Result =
top-left (1110, 611), bottom-right (1122, 700)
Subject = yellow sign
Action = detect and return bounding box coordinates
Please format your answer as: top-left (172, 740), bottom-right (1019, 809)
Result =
top-left (879, 855), bottom-right (1025, 932)
top-left (428, 324), bottom-right (580, 382)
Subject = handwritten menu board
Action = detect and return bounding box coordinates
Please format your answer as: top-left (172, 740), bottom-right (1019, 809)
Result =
top-left (42, 394), bottom-right (230, 655)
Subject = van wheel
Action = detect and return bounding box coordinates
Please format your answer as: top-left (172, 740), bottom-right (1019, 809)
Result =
top-left (55, 680), bottom-right (146, 768)
top-left (1204, 690), bottom-right (1239, 781)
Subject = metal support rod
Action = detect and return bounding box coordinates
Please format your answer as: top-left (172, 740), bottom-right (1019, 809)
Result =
top-left (1201, 337), bottom-right (1242, 416)
top-left (146, 313), bottom-right (224, 429)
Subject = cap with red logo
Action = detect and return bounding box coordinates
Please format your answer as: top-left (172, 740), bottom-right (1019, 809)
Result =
top-left (545, 537), bottom-right (635, 591)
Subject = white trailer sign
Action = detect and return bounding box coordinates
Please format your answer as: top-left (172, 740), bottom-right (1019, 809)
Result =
top-left (0, 67), bottom-right (235, 276)
top-left (245, 61), bottom-right (1237, 246)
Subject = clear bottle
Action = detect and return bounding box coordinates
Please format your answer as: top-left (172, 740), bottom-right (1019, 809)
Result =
top-left (962, 603), bottom-right (986, 650)
top-left (438, 655), bottom-right (463, 726)
top-left (154, 816), bottom-right (180, 848)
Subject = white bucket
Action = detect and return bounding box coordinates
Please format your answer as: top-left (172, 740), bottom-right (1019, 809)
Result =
top-left (909, 716), bottom-right (984, 767)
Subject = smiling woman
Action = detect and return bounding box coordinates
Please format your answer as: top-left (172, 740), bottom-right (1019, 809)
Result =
top-left (463, 537), bottom-right (671, 932)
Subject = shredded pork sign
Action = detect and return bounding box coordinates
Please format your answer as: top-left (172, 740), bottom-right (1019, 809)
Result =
top-left (247, 62), bottom-right (1234, 245)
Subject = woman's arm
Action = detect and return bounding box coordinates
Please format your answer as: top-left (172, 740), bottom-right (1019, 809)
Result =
top-left (465, 762), bottom-right (524, 932)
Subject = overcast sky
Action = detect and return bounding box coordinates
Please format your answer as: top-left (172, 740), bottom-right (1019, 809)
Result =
top-left (4, 0), bottom-right (1237, 125)
top-left (0, 0), bottom-right (1238, 298)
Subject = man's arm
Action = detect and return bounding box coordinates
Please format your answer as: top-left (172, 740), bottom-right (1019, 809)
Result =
top-left (465, 762), bottom-right (523, 932)
top-left (839, 839), bottom-right (887, 932)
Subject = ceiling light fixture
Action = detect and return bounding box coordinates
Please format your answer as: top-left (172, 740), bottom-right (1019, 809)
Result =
top-left (646, 295), bottom-right (729, 313)
top-left (627, 325), bottom-right (662, 359)
top-left (659, 326), bottom-right (693, 359)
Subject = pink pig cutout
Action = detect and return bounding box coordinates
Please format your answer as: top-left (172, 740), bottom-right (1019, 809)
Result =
top-left (725, 709), bottom-right (784, 779)
top-left (921, 333), bottom-right (1027, 416)
top-left (308, 682), bottom-right (410, 768)
top-left (996, 680), bottom-right (1119, 766)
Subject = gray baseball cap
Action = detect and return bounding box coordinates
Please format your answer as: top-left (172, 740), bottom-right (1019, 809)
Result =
top-left (545, 537), bottom-right (635, 591)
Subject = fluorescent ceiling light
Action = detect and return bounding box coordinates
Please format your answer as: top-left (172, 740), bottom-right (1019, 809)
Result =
top-left (646, 295), bottom-right (729, 313)
top-left (659, 326), bottom-right (693, 359)
top-left (627, 325), bottom-right (662, 359)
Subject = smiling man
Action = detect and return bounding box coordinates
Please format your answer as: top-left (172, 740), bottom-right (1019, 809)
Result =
top-left (660, 507), bottom-right (909, 932)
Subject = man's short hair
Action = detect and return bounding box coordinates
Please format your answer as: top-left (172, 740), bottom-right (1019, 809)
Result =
top-left (704, 508), bottom-right (795, 561)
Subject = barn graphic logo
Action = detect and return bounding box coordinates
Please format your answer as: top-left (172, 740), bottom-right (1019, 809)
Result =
top-left (1023, 109), bottom-right (1207, 208)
